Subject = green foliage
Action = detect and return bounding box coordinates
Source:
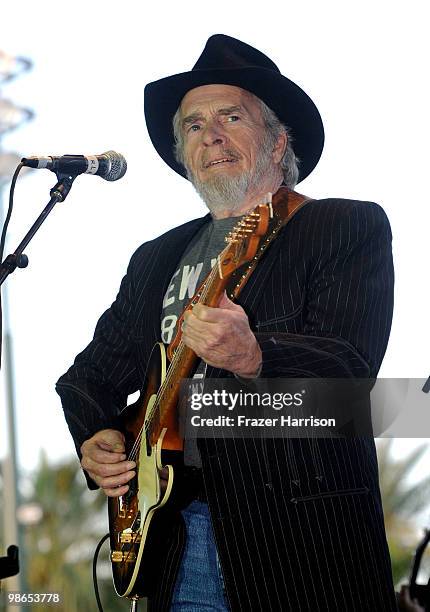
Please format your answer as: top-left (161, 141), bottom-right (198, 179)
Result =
top-left (376, 439), bottom-right (430, 587)
top-left (5, 451), bottom-right (130, 612)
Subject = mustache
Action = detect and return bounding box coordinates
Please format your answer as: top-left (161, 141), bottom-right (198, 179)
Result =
top-left (201, 149), bottom-right (241, 169)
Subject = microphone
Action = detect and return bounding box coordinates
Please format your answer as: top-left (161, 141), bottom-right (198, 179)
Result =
top-left (21, 150), bottom-right (127, 182)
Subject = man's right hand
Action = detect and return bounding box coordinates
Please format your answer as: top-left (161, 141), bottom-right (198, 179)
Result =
top-left (80, 429), bottom-right (136, 498)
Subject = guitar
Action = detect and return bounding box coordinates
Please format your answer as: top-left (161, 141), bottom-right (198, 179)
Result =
top-left (108, 187), bottom-right (309, 599)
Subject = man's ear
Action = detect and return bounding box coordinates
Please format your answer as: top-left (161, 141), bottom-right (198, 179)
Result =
top-left (273, 130), bottom-right (288, 164)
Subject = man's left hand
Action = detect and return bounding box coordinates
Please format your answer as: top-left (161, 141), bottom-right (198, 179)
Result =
top-left (182, 292), bottom-right (262, 377)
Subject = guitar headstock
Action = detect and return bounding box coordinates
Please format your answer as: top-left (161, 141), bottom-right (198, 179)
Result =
top-left (218, 195), bottom-right (272, 278)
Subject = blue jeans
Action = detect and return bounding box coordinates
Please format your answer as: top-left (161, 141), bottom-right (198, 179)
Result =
top-left (170, 501), bottom-right (230, 611)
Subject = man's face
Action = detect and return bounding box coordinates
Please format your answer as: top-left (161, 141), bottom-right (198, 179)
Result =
top-left (180, 84), bottom-right (271, 186)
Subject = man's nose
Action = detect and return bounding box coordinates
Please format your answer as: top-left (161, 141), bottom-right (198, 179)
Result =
top-left (201, 122), bottom-right (226, 146)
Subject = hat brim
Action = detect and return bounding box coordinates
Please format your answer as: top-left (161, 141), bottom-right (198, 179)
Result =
top-left (144, 66), bottom-right (324, 183)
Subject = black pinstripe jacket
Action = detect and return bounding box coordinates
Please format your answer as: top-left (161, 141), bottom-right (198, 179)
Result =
top-left (57, 195), bottom-right (397, 611)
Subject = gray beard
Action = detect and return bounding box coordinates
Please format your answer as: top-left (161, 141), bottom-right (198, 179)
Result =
top-left (189, 171), bottom-right (252, 216)
top-left (186, 138), bottom-right (278, 217)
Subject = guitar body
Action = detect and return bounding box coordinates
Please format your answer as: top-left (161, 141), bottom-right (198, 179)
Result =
top-left (108, 342), bottom-right (178, 598)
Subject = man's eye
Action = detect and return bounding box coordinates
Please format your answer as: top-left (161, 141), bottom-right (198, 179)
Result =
top-left (227, 115), bottom-right (240, 122)
top-left (189, 124), bottom-right (201, 132)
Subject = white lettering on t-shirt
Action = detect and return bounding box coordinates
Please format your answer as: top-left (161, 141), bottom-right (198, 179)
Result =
top-left (179, 263), bottom-right (203, 300)
top-left (161, 314), bottom-right (178, 344)
top-left (163, 269), bottom-right (180, 308)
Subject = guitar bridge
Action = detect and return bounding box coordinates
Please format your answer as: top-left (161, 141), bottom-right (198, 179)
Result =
top-left (120, 531), bottom-right (142, 544)
top-left (111, 550), bottom-right (137, 563)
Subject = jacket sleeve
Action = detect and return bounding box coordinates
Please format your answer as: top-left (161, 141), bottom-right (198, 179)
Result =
top-left (56, 249), bottom-right (143, 485)
top-left (258, 200), bottom-right (394, 379)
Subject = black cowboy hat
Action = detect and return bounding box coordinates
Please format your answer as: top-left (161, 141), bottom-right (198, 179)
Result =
top-left (144, 34), bottom-right (324, 183)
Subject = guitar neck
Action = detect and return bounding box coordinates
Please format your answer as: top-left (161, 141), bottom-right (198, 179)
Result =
top-left (148, 263), bottom-right (229, 444)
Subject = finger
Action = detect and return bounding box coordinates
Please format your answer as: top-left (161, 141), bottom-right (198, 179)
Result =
top-left (183, 321), bottom-right (237, 358)
top-left (181, 330), bottom-right (222, 362)
top-left (183, 323), bottom-right (220, 348)
top-left (184, 310), bottom-right (231, 339)
top-left (188, 303), bottom-right (228, 324)
top-left (197, 305), bottom-right (245, 328)
top-left (98, 442), bottom-right (125, 454)
top-left (81, 430), bottom-right (125, 456)
top-left (82, 456), bottom-right (136, 477)
top-left (218, 291), bottom-right (241, 310)
top-left (86, 469), bottom-right (130, 495)
top-left (96, 469), bottom-right (136, 490)
top-left (104, 484), bottom-right (130, 498)
top-left (88, 448), bottom-right (127, 464)
top-left (94, 429), bottom-right (125, 451)
top-left (184, 322), bottom-right (239, 358)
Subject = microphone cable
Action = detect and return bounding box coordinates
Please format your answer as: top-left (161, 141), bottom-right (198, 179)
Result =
top-left (92, 532), bottom-right (110, 612)
top-left (0, 162), bottom-right (24, 369)
top-left (0, 162), bottom-right (24, 264)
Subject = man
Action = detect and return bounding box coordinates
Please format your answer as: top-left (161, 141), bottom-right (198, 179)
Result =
top-left (57, 35), bottom-right (396, 610)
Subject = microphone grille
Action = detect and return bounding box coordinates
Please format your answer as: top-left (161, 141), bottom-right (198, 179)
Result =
top-left (102, 150), bottom-right (127, 181)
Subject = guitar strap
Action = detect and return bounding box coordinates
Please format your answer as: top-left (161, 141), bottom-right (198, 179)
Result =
top-left (226, 186), bottom-right (312, 300)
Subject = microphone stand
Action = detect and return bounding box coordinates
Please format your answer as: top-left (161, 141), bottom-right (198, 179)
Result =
top-left (0, 172), bottom-right (76, 589)
top-left (0, 545), bottom-right (19, 580)
top-left (0, 172), bottom-right (76, 286)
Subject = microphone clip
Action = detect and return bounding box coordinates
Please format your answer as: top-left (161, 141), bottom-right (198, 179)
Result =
top-left (50, 172), bottom-right (77, 202)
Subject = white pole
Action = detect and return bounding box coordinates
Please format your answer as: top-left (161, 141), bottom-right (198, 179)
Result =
top-left (0, 180), bottom-right (23, 611)
top-left (0, 50), bottom-right (33, 611)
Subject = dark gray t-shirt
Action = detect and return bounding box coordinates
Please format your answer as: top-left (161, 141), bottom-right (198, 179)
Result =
top-left (161, 215), bottom-right (240, 466)
top-left (161, 216), bottom-right (239, 344)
